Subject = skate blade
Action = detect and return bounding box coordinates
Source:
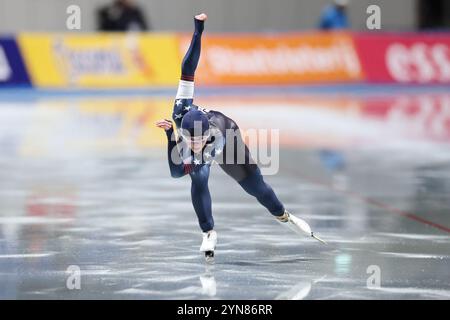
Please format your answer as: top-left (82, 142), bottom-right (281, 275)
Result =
top-left (205, 251), bottom-right (215, 264)
top-left (282, 221), bottom-right (311, 238)
top-left (311, 233), bottom-right (327, 245)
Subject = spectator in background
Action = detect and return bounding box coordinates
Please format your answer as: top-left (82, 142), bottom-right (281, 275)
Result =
top-left (319, 0), bottom-right (350, 30)
top-left (98, 0), bottom-right (149, 31)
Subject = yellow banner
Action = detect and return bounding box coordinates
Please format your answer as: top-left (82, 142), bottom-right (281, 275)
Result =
top-left (18, 33), bottom-right (180, 88)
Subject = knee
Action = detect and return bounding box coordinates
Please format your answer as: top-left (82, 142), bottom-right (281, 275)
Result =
top-left (238, 171), bottom-right (265, 196)
top-left (242, 181), bottom-right (271, 200)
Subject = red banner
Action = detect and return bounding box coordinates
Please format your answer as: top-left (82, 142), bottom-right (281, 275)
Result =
top-left (354, 33), bottom-right (450, 84)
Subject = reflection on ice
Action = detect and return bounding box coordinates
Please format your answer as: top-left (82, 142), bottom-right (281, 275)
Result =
top-left (200, 265), bottom-right (217, 297)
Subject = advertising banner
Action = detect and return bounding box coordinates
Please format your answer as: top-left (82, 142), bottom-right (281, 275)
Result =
top-left (18, 33), bottom-right (180, 88)
top-left (0, 37), bottom-right (31, 86)
top-left (179, 32), bottom-right (364, 85)
top-left (354, 33), bottom-right (450, 84)
top-left (9, 32), bottom-right (450, 88)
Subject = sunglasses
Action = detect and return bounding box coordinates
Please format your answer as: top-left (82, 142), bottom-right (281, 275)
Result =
top-left (180, 130), bottom-right (210, 144)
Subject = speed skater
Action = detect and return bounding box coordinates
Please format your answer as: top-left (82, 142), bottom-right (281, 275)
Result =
top-left (156, 13), bottom-right (325, 262)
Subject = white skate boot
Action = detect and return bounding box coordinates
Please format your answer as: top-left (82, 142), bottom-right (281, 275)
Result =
top-left (276, 211), bottom-right (327, 244)
top-left (200, 230), bottom-right (217, 262)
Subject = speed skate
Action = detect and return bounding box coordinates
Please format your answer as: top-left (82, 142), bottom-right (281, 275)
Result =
top-left (277, 211), bottom-right (327, 244)
top-left (200, 230), bottom-right (217, 262)
top-left (199, 212), bottom-right (325, 263)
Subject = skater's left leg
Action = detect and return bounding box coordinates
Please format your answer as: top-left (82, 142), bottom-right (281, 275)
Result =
top-left (228, 164), bottom-right (325, 242)
top-left (217, 123), bottom-right (285, 217)
top-left (219, 160), bottom-right (285, 217)
top-left (217, 119), bottom-right (325, 243)
top-left (238, 167), bottom-right (285, 217)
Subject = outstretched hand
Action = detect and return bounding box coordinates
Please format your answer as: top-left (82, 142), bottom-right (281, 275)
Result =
top-left (155, 119), bottom-right (173, 131)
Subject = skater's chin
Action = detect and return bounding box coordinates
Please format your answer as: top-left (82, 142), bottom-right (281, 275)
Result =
top-left (191, 144), bottom-right (206, 154)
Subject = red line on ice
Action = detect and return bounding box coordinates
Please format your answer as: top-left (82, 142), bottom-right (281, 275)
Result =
top-left (303, 176), bottom-right (450, 234)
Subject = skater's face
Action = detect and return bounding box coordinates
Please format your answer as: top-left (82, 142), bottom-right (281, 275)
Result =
top-left (183, 134), bottom-right (209, 154)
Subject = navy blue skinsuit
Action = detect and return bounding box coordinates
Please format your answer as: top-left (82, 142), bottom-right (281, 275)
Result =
top-left (165, 17), bottom-right (284, 232)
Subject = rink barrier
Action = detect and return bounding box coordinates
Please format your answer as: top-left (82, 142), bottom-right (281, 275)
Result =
top-left (1, 32), bottom-right (449, 88)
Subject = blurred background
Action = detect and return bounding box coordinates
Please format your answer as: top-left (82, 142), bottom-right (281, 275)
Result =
top-left (0, 0), bottom-right (449, 299)
top-left (0, 0), bottom-right (449, 32)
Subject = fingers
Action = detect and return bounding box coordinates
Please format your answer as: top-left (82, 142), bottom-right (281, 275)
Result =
top-left (155, 119), bottom-right (172, 126)
top-left (195, 13), bottom-right (207, 21)
top-left (156, 123), bottom-right (171, 129)
top-left (155, 119), bottom-right (173, 131)
top-left (157, 124), bottom-right (172, 131)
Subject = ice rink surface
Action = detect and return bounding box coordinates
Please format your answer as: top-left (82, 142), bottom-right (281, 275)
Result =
top-left (0, 85), bottom-right (449, 299)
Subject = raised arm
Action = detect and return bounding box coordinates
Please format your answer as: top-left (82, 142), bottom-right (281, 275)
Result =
top-left (181, 14), bottom-right (206, 80)
top-left (174, 13), bottom-right (207, 117)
